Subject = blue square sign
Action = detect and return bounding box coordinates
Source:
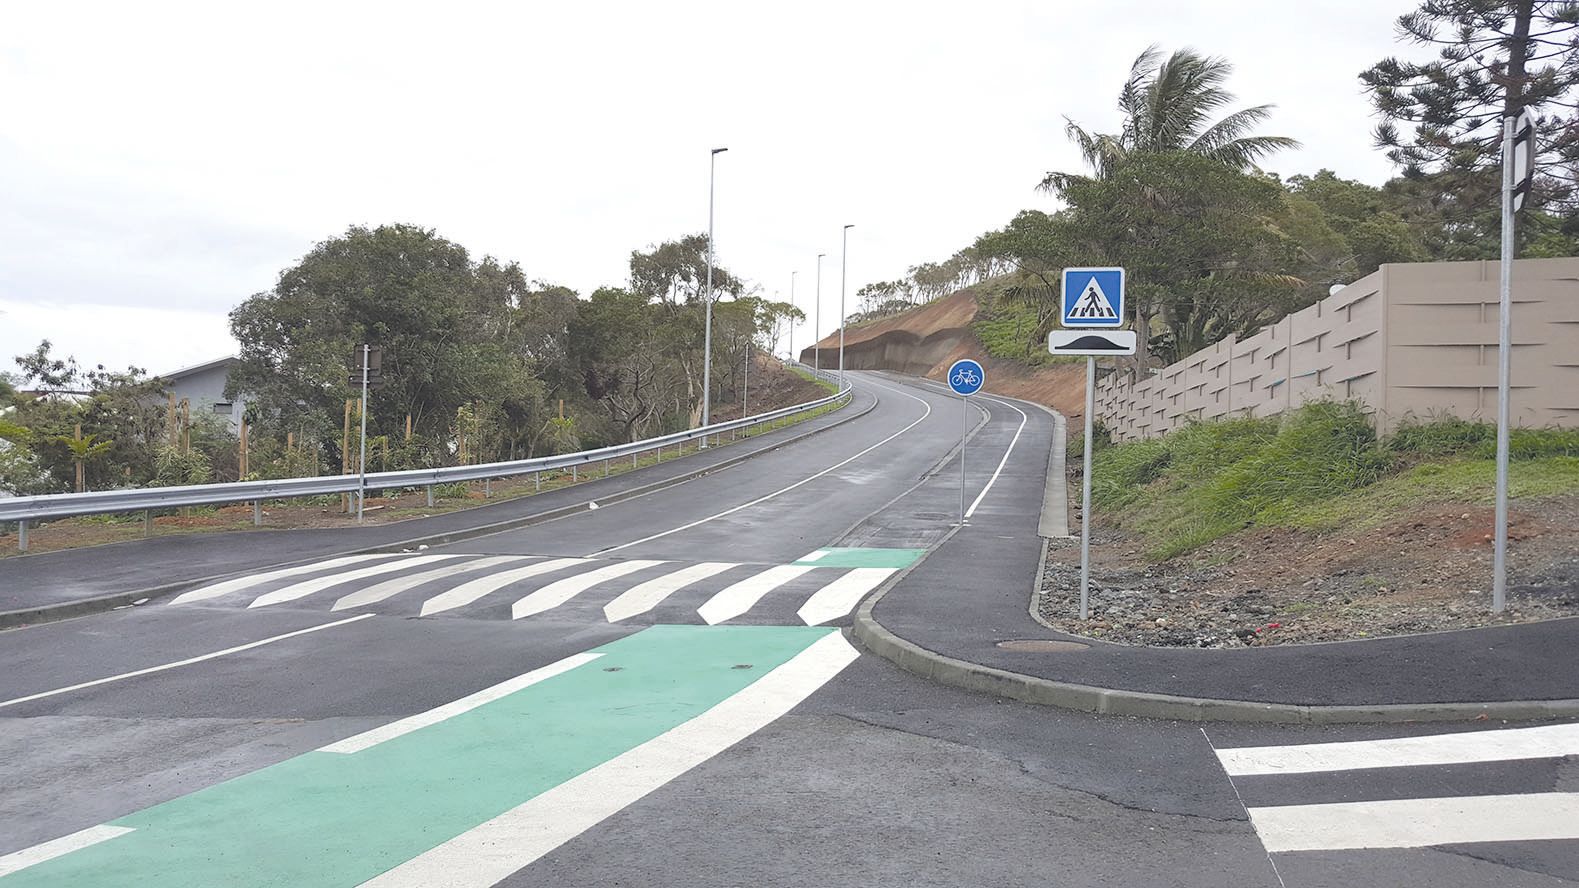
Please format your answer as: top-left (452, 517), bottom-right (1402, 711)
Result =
top-left (1062, 267), bottom-right (1125, 328)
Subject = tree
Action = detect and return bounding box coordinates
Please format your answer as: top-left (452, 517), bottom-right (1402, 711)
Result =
top-left (228, 225), bottom-right (545, 466)
top-left (1361, 1), bottom-right (1579, 243)
top-left (1046, 46), bottom-right (1300, 190)
top-left (58, 431), bottom-right (114, 493)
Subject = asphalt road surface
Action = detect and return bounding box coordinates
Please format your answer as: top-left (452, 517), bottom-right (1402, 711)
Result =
top-left (0, 371), bottom-right (1573, 887)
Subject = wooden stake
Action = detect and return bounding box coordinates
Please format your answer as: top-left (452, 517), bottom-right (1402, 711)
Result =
top-left (239, 420), bottom-right (249, 478)
top-left (342, 399), bottom-right (352, 512)
top-left (405, 413), bottom-right (412, 441)
top-left (74, 423), bottom-right (84, 493)
top-left (181, 399), bottom-right (191, 453)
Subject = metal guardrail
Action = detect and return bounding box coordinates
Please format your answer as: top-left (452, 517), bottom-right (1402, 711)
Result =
top-left (1, 380), bottom-right (851, 548)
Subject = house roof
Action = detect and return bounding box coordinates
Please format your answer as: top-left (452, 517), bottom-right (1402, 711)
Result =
top-left (159, 355), bottom-right (239, 381)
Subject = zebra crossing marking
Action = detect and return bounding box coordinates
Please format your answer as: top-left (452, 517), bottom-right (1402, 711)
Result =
top-left (331, 556), bottom-right (533, 612)
top-left (1246, 792), bottom-right (1579, 852)
top-left (603, 562), bottom-right (737, 623)
top-left (169, 554), bottom-right (390, 605)
top-left (248, 555), bottom-right (460, 608)
top-left (697, 565), bottom-right (814, 625)
top-left (511, 560), bottom-right (665, 620)
top-left (1216, 721), bottom-right (1579, 776)
top-left (796, 567), bottom-right (895, 625)
top-left (418, 557), bottom-right (590, 617)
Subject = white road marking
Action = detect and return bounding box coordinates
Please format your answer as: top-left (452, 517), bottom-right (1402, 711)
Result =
top-left (0, 825), bottom-right (135, 878)
top-left (595, 376), bottom-right (933, 555)
top-left (602, 562), bottom-right (737, 623)
top-left (320, 653), bottom-right (602, 755)
top-left (798, 549), bottom-right (828, 562)
top-left (168, 554), bottom-right (389, 605)
top-left (696, 565), bottom-right (814, 625)
top-left (1216, 722), bottom-right (1579, 776)
top-left (1247, 792), bottom-right (1579, 852)
top-left (966, 395), bottom-right (1028, 518)
top-left (0, 614), bottom-right (374, 710)
top-left (796, 567), bottom-right (897, 625)
top-left (248, 555), bottom-right (460, 608)
top-left (354, 631), bottom-right (860, 888)
top-left (419, 558), bottom-right (590, 617)
top-left (512, 560), bottom-right (665, 619)
top-left (330, 556), bottom-right (532, 611)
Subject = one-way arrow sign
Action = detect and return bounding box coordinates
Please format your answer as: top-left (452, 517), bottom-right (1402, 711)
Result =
top-left (1047, 329), bottom-right (1137, 355)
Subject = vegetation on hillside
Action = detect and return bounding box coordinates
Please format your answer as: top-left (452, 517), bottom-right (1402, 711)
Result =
top-left (1090, 404), bottom-right (1579, 559)
top-left (1, 225), bottom-right (802, 495)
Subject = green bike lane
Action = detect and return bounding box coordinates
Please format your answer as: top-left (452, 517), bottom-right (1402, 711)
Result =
top-left (0, 624), bottom-right (857, 887)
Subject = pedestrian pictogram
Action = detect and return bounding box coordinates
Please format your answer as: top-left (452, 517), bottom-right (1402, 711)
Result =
top-left (1061, 267), bottom-right (1125, 328)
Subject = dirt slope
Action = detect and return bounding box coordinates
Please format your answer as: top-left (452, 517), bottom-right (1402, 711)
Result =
top-left (800, 289), bottom-right (1086, 417)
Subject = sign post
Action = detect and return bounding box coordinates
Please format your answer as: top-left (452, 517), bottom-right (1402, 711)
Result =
top-left (947, 358), bottom-right (985, 526)
top-left (1059, 267), bottom-right (1127, 620)
top-left (1493, 109), bottom-right (1536, 613)
top-left (350, 346), bottom-right (382, 524)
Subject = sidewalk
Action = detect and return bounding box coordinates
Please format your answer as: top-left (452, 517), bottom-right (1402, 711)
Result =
top-left (0, 389), bottom-right (873, 627)
top-left (852, 393), bottom-right (1579, 724)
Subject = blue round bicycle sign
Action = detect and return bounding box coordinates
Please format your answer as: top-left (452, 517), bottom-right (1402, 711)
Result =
top-left (947, 359), bottom-right (985, 396)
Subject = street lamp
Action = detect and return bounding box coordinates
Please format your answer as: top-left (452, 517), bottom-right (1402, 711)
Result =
top-left (814, 253), bottom-right (826, 372)
top-left (839, 224), bottom-right (853, 387)
top-left (788, 270), bottom-right (798, 361)
top-left (701, 147), bottom-right (727, 445)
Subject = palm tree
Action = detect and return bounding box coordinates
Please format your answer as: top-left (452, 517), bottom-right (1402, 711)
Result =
top-left (1042, 46), bottom-right (1300, 190)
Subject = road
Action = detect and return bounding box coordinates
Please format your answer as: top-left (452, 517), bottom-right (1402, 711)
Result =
top-left (0, 370), bottom-right (1574, 887)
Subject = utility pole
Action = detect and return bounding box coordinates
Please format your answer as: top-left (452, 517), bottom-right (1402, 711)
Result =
top-left (788, 270), bottom-right (798, 361)
top-left (357, 344), bottom-right (370, 523)
top-left (700, 147), bottom-right (728, 446)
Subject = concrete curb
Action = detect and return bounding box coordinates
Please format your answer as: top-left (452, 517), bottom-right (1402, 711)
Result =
top-left (0, 394), bottom-right (874, 631)
top-left (852, 551), bottom-right (1579, 725)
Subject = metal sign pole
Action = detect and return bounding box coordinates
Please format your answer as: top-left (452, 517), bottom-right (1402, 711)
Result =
top-left (960, 394), bottom-right (967, 526)
top-left (1080, 356), bottom-right (1095, 620)
top-left (1493, 115), bottom-right (1516, 613)
top-left (357, 344), bottom-right (370, 524)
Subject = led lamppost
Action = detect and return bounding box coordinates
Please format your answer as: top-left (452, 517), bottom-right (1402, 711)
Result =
top-left (814, 253), bottom-right (825, 372)
top-left (839, 224), bottom-right (853, 386)
top-left (788, 270), bottom-right (798, 360)
top-left (700, 147), bottom-right (727, 445)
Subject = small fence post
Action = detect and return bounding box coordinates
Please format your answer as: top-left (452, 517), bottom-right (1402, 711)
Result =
top-left (253, 501), bottom-right (262, 526)
top-left (17, 519), bottom-right (28, 553)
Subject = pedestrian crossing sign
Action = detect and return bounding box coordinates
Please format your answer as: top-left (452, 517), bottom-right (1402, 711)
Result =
top-left (1061, 267), bottom-right (1125, 328)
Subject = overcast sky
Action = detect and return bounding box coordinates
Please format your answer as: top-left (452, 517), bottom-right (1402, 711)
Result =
top-left (0, 0), bottom-right (1418, 377)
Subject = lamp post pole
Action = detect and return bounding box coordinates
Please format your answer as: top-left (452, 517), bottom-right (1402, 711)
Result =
top-left (839, 224), bottom-right (853, 387)
top-left (701, 147), bottom-right (727, 446)
top-left (814, 253), bottom-right (825, 373)
top-left (789, 270), bottom-right (798, 361)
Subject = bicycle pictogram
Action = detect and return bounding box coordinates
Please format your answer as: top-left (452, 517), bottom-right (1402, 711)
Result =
top-left (951, 368), bottom-right (980, 388)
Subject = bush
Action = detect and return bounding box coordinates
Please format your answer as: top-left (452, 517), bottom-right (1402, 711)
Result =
top-left (1389, 416), bottom-right (1579, 460)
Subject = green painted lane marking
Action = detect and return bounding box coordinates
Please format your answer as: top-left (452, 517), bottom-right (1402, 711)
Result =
top-left (2, 625), bottom-right (834, 888)
top-left (796, 547), bottom-right (926, 569)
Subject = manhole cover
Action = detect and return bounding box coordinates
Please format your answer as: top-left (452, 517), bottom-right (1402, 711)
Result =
top-left (995, 639), bottom-right (1090, 653)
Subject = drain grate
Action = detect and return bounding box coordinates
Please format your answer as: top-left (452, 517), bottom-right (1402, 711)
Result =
top-left (995, 639), bottom-right (1090, 653)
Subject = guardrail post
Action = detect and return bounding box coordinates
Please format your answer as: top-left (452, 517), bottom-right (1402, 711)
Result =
top-left (632, 451), bottom-right (638, 468)
top-left (572, 466), bottom-right (578, 483)
top-left (143, 510), bottom-right (152, 538)
top-left (484, 478), bottom-right (491, 498)
top-left (534, 471), bottom-right (540, 492)
top-left (603, 458), bottom-right (609, 478)
top-left (426, 485), bottom-right (434, 507)
top-left (17, 519), bottom-right (28, 553)
top-left (252, 501), bottom-right (262, 526)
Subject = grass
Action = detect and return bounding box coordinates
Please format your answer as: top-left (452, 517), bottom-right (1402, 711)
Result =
top-left (1089, 403), bottom-right (1579, 559)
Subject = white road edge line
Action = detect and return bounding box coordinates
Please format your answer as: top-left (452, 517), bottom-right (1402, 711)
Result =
top-left (0, 825), bottom-right (136, 878)
top-left (320, 652), bottom-right (603, 755)
top-left (354, 631), bottom-right (860, 888)
top-left (593, 375), bottom-right (932, 555)
top-left (1247, 792), bottom-right (1579, 852)
top-left (965, 394), bottom-right (1027, 518)
top-left (1216, 721), bottom-right (1579, 775)
top-left (0, 614), bottom-right (375, 710)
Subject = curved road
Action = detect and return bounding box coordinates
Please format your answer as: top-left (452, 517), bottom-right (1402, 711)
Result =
top-left (0, 371), bottom-right (1571, 887)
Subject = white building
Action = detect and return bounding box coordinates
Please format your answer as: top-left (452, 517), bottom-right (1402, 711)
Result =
top-left (159, 356), bottom-right (247, 432)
